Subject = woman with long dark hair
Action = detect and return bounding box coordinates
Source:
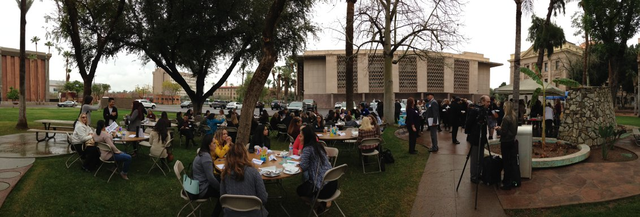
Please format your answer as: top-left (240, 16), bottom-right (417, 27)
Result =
top-left (220, 143), bottom-right (268, 216)
top-left (127, 101), bottom-right (144, 131)
top-left (287, 117), bottom-right (302, 139)
top-left (191, 134), bottom-right (222, 216)
top-left (406, 97), bottom-right (419, 154)
top-left (250, 124), bottom-right (271, 152)
top-left (93, 120), bottom-right (132, 180)
top-left (297, 126), bottom-right (335, 212)
top-left (149, 117), bottom-right (172, 159)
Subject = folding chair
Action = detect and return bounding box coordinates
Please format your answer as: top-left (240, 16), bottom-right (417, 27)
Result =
top-left (148, 139), bottom-right (173, 176)
top-left (173, 160), bottom-right (209, 217)
top-left (65, 133), bottom-right (84, 169)
top-left (219, 194), bottom-right (265, 217)
top-left (287, 134), bottom-right (296, 144)
top-left (324, 147), bottom-right (339, 167)
top-left (277, 124), bottom-right (288, 141)
top-left (309, 164), bottom-right (348, 217)
top-left (359, 138), bottom-right (382, 174)
top-left (94, 142), bottom-right (120, 183)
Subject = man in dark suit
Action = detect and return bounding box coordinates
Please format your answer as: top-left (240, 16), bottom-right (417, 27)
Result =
top-left (394, 100), bottom-right (401, 124)
top-left (449, 97), bottom-right (461, 144)
top-left (376, 100), bottom-right (384, 119)
top-left (103, 97), bottom-right (118, 126)
top-left (425, 93), bottom-right (439, 152)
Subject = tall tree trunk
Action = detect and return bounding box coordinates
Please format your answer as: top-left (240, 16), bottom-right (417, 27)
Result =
top-left (583, 30), bottom-right (589, 85)
top-left (513, 0), bottom-right (522, 119)
top-left (346, 0), bottom-right (356, 114)
top-left (383, 0), bottom-right (395, 124)
top-left (237, 0), bottom-right (287, 147)
top-left (535, 0), bottom-right (557, 74)
top-left (16, 0), bottom-right (28, 130)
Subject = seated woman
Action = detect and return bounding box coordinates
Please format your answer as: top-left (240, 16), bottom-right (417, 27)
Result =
top-left (227, 113), bottom-right (240, 128)
top-left (270, 112), bottom-right (281, 130)
top-left (287, 117), bottom-right (302, 139)
top-left (212, 129), bottom-right (232, 161)
top-left (292, 125), bottom-right (318, 156)
top-left (192, 134), bottom-right (223, 216)
top-left (259, 110), bottom-right (270, 124)
top-left (149, 118), bottom-right (172, 160)
top-left (344, 114), bottom-right (358, 128)
top-left (250, 124), bottom-right (271, 153)
top-left (185, 109), bottom-right (193, 119)
top-left (313, 115), bottom-right (325, 132)
top-left (220, 143), bottom-right (269, 217)
top-left (146, 109), bottom-right (157, 122)
top-left (72, 112), bottom-right (99, 171)
top-left (300, 112), bottom-right (311, 125)
top-left (357, 117), bottom-right (380, 152)
top-left (180, 114), bottom-right (197, 148)
top-left (206, 113), bottom-right (225, 135)
top-left (297, 127), bottom-right (336, 213)
top-left (93, 120), bottom-right (132, 180)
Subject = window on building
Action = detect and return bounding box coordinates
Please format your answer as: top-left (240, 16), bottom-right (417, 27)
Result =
top-left (544, 62), bottom-right (548, 72)
top-left (555, 61), bottom-right (560, 70)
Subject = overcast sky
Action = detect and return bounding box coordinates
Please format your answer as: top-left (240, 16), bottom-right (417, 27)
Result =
top-left (1, 1), bottom-right (638, 92)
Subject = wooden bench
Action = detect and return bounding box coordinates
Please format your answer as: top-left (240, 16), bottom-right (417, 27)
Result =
top-left (50, 125), bottom-right (74, 130)
top-left (633, 128), bottom-right (640, 146)
top-left (28, 129), bottom-right (73, 142)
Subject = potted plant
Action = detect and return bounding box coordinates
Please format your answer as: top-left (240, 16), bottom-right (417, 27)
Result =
top-left (7, 87), bottom-right (19, 105)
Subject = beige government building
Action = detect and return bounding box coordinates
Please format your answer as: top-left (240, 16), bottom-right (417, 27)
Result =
top-left (297, 50), bottom-right (502, 108)
top-left (508, 42), bottom-right (583, 91)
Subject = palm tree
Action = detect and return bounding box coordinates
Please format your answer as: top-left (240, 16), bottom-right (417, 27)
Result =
top-left (44, 41), bottom-right (53, 54)
top-left (63, 51), bottom-right (72, 82)
top-left (534, 0), bottom-right (567, 72)
top-left (513, 0), bottom-right (533, 119)
top-left (15, 0), bottom-right (35, 129)
top-left (31, 36), bottom-right (40, 104)
top-left (31, 36), bottom-right (40, 52)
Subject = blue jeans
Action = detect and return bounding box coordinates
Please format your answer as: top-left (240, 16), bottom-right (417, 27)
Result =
top-left (112, 152), bottom-right (132, 174)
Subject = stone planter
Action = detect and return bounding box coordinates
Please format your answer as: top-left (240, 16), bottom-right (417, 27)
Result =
top-left (487, 138), bottom-right (590, 168)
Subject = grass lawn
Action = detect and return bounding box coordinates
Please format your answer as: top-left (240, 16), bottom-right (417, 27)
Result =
top-left (616, 116), bottom-right (640, 128)
top-left (0, 107), bottom-right (429, 216)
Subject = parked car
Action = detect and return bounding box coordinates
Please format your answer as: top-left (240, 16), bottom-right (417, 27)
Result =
top-left (203, 99), bottom-right (212, 107)
top-left (180, 101), bottom-right (192, 108)
top-left (341, 101), bottom-right (357, 110)
top-left (57, 100), bottom-right (77, 107)
top-left (287, 101), bottom-right (304, 113)
top-left (135, 99), bottom-right (157, 109)
top-left (334, 101), bottom-right (344, 109)
top-left (302, 99), bottom-right (317, 111)
top-left (210, 100), bottom-right (229, 109)
top-left (271, 100), bottom-right (283, 110)
top-left (226, 102), bottom-right (243, 109)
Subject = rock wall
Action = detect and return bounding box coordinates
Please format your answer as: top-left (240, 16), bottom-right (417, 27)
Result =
top-left (558, 87), bottom-right (616, 146)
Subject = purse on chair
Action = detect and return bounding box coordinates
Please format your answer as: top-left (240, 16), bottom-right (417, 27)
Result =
top-left (183, 174), bottom-right (200, 195)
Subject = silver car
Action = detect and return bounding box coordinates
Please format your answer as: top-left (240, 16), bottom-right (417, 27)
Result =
top-left (226, 102), bottom-right (243, 109)
top-left (287, 101), bottom-right (304, 113)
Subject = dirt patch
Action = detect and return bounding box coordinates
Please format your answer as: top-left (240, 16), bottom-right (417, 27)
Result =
top-left (490, 141), bottom-right (580, 158)
top-left (585, 146), bottom-right (638, 163)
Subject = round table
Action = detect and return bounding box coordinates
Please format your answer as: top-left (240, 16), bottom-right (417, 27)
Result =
top-left (214, 151), bottom-right (301, 180)
top-left (317, 130), bottom-right (357, 141)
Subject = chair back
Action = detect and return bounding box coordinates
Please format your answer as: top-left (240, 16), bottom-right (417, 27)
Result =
top-left (287, 134), bottom-right (295, 143)
top-left (96, 142), bottom-right (113, 153)
top-left (360, 137), bottom-right (381, 147)
top-left (277, 124), bottom-right (287, 131)
top-left (226, 127), bottom-right (238, 133)
top-left (219, 194), bottom-right (263, 213)
top-left (245, 143), bottom-right (251, 150)
top-left (324, 147), bottom-right (339, 167)
top-left (323, 164), bottom-right (348, 183)
top-left (173, 160), bottom-right (184, 182)
top-left (318, 140), bottom-right (328, 147)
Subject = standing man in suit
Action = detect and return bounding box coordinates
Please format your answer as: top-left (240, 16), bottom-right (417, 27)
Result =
top-left (449, 97), bottom-right (461, 144)
top-left (394, 100), bottom-right (401, 124)
top-left (425, 93), bottom-right (440, 152)
top-left (103, 97), bottom-right (118, 126)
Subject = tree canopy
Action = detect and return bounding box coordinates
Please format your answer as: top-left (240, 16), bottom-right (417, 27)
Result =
top-left (120, 0), bottom-right (316, 114)
top-left (527, 15), bottom-right (566, 63)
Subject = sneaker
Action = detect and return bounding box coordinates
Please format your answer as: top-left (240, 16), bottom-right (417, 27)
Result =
top-left (120, 172), bottom-right (129, 180)
top-left (428, 148), bottom-right (438, 152)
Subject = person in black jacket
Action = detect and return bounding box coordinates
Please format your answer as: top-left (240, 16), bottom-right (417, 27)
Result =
top-left (465, 95), bottom-right (490, 183)
top-left (406, 97), bottom-right (420, 154)
top-left (394, 100), bottom-right (401, 124)
top-left (449, 97), bottom-right (461, 144)
top-left (495, 101), bottom-right (520, 190)
top-left (376, 100), bottom-right (384, 119)
top-left (103, 97), bottom-right (118, 126)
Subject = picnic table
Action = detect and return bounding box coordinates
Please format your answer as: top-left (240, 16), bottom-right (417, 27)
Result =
top-left (31, 119), bottom-right (75, 142)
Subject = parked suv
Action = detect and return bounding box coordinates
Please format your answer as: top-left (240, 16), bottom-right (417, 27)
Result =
top-left (135, 99), bottom-right (156, 109)
top-left (302, 99), bottom-right (317, 112)
top-left (271, 100), bottom-right (283, 110)
top-left (210, 100), bottom-right (229, 109)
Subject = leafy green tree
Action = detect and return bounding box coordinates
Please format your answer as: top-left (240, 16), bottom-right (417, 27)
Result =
top-left (581, 0), bottom-right (640, 105)
top-left (533, 0), bottom-right (568, 71)
top-left (527, 15), bottom-right (566, 77)
top-left (134, 85), bottom-right (151, 99)
top-left (122, 0), bottom-right (316, 115)
top-left (15, 0), bottom-right (35, 129)
top-left (48, 0), bottom-right (127, 98)
top-left (162, 81), bottom-right (181, 103)
top-left (236, 73), bottom-right (268, 102)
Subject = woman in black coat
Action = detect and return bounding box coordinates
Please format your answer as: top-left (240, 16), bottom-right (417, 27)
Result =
top-left (406, 97), bottom-right (420, 154)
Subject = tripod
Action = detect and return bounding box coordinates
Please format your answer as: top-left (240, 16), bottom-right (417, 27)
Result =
top-left (455, 125), bottom-right (489, 210)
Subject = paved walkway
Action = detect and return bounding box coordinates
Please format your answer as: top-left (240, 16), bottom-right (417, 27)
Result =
top-left (0, 133), bottom-right (70, 208)
top-left (403, 127), bottom-right (640, 216)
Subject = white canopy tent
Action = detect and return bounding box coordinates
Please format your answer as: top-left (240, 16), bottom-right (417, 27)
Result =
top-left (494, 79), bottom-right (565, 96)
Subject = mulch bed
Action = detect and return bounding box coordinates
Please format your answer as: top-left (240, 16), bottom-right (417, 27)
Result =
top-left (490, 142), bottom-right (637, 162)
top-left (585, 146), bottom-right (638, 163)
